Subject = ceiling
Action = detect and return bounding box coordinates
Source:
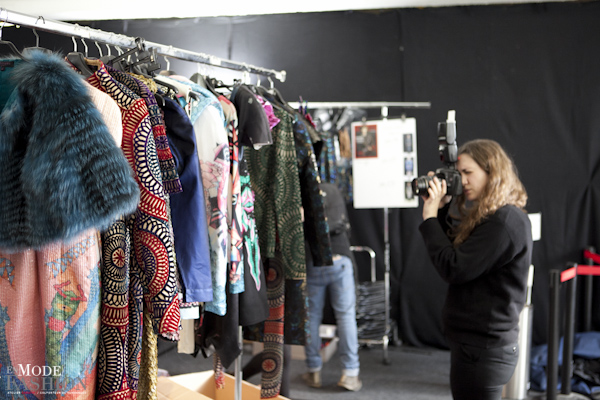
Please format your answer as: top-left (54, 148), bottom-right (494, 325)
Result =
top-left (1, 0), bottom-right (575, 21)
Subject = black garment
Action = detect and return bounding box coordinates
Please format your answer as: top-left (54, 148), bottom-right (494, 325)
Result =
top-left (419, 204), bottom-right (533, 349)
top-left (230, 84), bottom-right (272, 148)
top-left (320, 182), bottom-right (353, 262)
top-left (448, 339), bottom-right (519, 400)
top-left (293, 117), bottom-right (333, 267)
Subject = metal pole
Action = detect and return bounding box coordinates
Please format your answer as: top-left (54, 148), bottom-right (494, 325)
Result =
top-left (0, 7), bottom-right (286, 81)
top-left (234, 325), bottom-right (243, 400)
top-left (547, 270), bottom-right (560, 400)
top-left (383, 207), bottom-right (391, 365)
top-left (561, 263), bottom-right (577, 395)
top-left (583, 246), bottom-right (595, 332)
top-left (287, 101), bottom-right (432, 110)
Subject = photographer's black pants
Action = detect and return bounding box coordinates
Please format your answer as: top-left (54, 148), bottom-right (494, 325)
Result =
top-left (447, 339), bottom-right (519, 400)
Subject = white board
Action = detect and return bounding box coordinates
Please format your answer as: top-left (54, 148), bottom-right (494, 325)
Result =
top-left (351, 118), bottom-right (419, 209)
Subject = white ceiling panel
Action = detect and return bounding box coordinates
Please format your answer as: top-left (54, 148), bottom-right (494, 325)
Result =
top-left (1, 0), bottom-right (575, 21)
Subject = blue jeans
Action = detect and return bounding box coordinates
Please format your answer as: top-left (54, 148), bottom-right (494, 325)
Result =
top-left (305, 255), bottom-right (360, 376)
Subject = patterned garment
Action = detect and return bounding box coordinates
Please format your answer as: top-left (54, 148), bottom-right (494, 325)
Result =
top-left (246, 107), bottom-right (308, 398)
top-left (247, 108), bottom-right (305, 279)
top-left (138, 309), bottom-right (158, 400)
top-left (336, 127), bottom-right (354, 204)
top-left (87, 60), bottom-right (180, 400)
top-left (293, 116), bottom-right (333, 267)
top-left (239, 156), bottom-right (263, 292)
top-left (219, 95), bottom-right (244, 294)
top-left (97, 218), bottom-right (134, 399)
top-left (186, 86), bottom-right (230, 317)
top-left (0, 230), bottom-right (101, 400)
top-left (259, 257), bottom-right (285, 399)
top-left (105, 66), bottom-right (182, 195)
top-left (318, 129), bottom-right (338, 184)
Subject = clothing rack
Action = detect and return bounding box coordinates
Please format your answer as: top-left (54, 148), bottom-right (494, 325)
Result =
top-left (0, 8), bottom-right (286, 82)
top-left (1, 7), bottom-right (285, 400)
top-left (287, 101), bottom-right (431, 109)
top-left (287, 101), bottom-right (431, 119)
top-left (289, 101), bottom-right (432, 339)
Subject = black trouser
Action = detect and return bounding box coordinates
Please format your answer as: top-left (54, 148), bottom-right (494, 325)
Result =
top-left (447, 339), bottom-right (519, 400)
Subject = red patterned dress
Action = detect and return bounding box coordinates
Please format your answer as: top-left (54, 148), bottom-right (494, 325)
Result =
top-left (86, 60), bottom-right (180, 400)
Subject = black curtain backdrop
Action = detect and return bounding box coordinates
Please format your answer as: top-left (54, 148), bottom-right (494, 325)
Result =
top-left (5, 1), bottom-right (600, 349)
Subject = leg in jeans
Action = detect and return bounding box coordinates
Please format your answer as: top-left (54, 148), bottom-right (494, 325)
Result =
top-left (448, 339), bottom-right (519, 400)
top-left (329, 255), bottom-right (360, 376)
top-left (305, 258), bottom-right (329, 372)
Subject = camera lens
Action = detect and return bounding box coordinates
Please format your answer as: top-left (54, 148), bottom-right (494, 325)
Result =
top-left (411, 176), bottom-right (433, 196)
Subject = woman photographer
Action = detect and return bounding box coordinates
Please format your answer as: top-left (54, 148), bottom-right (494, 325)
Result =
top-left (418, 139), bottom-right (533, 400)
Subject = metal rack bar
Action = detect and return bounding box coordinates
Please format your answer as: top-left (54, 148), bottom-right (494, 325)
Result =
top-left (0, 8), bottom-right (286, 82)
top-left (288, 101), bottom-right (431, 109)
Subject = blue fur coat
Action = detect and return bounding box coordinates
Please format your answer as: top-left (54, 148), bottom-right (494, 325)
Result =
top-left (0, 50), bottom-right (140, 251)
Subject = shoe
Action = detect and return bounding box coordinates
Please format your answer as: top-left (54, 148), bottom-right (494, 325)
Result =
top-left (302, 371), bottom-right (321, 388)
top-left (337, 374), bottom-right (362, 391)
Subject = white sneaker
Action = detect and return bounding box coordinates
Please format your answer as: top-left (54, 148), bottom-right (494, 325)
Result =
top-left (338, 374), bottom-right (362, 391)
top-left (302, 371), bottom-right (322, 388)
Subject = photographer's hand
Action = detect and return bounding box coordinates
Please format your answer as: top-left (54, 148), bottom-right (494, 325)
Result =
top-left (421, 174), bottom-right (451, 220)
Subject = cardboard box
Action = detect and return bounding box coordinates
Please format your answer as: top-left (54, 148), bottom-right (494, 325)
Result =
top-left (157, 371), bottom-right (290, 400)
top-left (250, 324), bottom-right (338, 362)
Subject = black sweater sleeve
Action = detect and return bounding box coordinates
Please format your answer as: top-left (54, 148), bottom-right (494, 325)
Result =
top-left (419, 213), bottom-right (516, 285)
top-left (418, 205), bottom-right (533, 347)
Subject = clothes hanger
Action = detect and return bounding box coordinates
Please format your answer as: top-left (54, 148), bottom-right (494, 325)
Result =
top-left (129, 47), bottom-right (161, 77)
top-left (66, 36), bottom-right (94, 78)
top-left (254, 76), bottom-right (287, 108)
top-left (159, 55), bottom-right (177, 76)
top-left (107, 37), bottom-right (145, 71)
top-left (101, 44), bottom-right (128, 71)
top-left (153, 75), bottom-right (179, 99)
top-left (23, 23), bottom-right (52, 55)
top-left (0, 10), bottom-right (25, 59)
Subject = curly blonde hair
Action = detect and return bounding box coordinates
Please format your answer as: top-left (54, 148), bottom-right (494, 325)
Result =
top-left (451, 139), bottom-right (528, 245)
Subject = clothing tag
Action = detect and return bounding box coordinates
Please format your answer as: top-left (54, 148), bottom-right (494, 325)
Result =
top-left (0, 61), bottom-right (15, 71)
top-left (180, 305), bottom-right (200, 320)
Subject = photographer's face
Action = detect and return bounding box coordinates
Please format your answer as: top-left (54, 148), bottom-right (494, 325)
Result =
top-left (457, 154), bottom-right (488, 202)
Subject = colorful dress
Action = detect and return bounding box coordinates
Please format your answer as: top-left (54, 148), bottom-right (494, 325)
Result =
top-left (0, 231), bottom-right (101, 400)
top-left (105, 67), bottom-right (182, 195)
top-left (87, 60), bottom-right (180, 400)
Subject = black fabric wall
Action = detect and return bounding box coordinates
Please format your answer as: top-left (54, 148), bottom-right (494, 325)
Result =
top-left (6, 1), bottom-right (600, 349)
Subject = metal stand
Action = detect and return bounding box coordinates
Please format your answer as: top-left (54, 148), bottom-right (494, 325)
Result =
top-left (502, 265), bottom-right (535, 400)
top-left (545, 255), bottom-right (600, 400)
top-left (383, 207), bottom-right (391, 363)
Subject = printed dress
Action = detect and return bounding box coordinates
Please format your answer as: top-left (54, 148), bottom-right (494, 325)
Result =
top-left (0, 231), bottom-right (101, 400)
top-left (87, 60), bottom-right (180, 400)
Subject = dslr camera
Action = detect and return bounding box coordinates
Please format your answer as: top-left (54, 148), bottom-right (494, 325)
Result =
top-left (411, 110), bottom-right (463, 197)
